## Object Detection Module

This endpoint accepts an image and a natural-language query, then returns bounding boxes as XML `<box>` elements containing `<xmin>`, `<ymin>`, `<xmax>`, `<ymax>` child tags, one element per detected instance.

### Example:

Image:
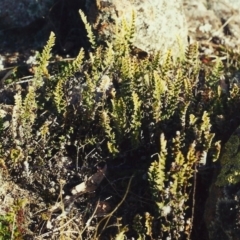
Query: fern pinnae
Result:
<box><xmin>110</xmin><ymin>97</ymin><xmax>127</xmax><ymax>143</ymax></box>
<box><xmin>34</xmin><ymin>32</ymin><xmax>56</xmax><ymax>87</ymax></box>
<box><xmin>128</xmin><ymin>10</ymin><xmax>136</xmax><ymax>45</ymax></box>
<box><xmin>54</xmin><ymin>79</ymin><xmax>67</xmax><ymax>114</ymax></box>
<box><xmin>161</xmin><ymin>49</ymin><xmax>173</xmax><ymax>76</ymax></box>
<box><xmin>185</xmin><ymin>42</ymin><xmax>198</xmax><ymax>63</ymax></box>
<box><xmin>183</xmin><ymin>77</ymin><xmax>192</xmax><ymax>99</ymax></box>
<box><xmin>40</xmin><ymin>32</ymin><xmax>55</xmax><ymax>64</ymax></box>
<box><xmin>22</xmin><ymin>86</ymin><xmax>37</xmax><ymax>125</ymax></box>
<box><xmin>73</xmin><ymin>48</ymin><xmax>84</xmax><ymax>69</ymax></box>
<box><xmin>151</xmin><ymin>51</ymin><xmax>161</xmax><ymax>71</ymax></box>
<box><xmin>152</xmin><ymin>71</ymin><xmax>166</xmax><ymax>122</ymax></box>
<box><xmin>207</xmin><ymin>58</ymin><xmax>224</xmax><ymax>86</ymax></box>
<box><xmin>103</xmin><ymin>42</ymin><xmax>114</xmax><ymax>68</ymax></box>
<box><xmin>79</xmin><ymin>10</ymin><xmax>96</xmax><ymax>49</ymax></box>
<box><xmin>130</xmin><ymin>92</ymin><xmax>142</xmax><ymax>145</ymax></box>
<box><xmin>101</xmin><ymin>110</ymin><xmax>119</xmax><ymax>155</ymax></box>
<box><xmin>12</xmin><ymin>92</ymin><xmax>23</xmax><ymax>140</ymax></box>
<box><xmin>148</xmin><ymin>133</ymin><xmax>168</xmax><ymax>193</ymax></box>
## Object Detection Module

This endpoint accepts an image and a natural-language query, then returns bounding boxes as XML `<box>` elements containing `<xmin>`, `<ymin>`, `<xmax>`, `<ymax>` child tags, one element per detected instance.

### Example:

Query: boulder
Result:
<box><xmin>204</xmin><ymin>126</ymin><xmax>240</xmax><ymax>239</ymax></box>
<box><xmin>85</xmin><ymin>0</ymin><xmax>188</xmax><ymax>57</ymax></box>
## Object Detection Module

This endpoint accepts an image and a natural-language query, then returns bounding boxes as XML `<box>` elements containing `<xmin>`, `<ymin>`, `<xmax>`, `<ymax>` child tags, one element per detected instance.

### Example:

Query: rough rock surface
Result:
<box><xmin>85</xmin><ymin>0</ymin><xmax>188</xmax><ymax>57</ymax></box>
<box><xmin>183</xmin><ymin>0</ymin><xmax>240</xmax><ymax>48</ymax></box>
<box><xmin>204</xmin><ymin>126</ymin><xmax>240</xmax><ymax>239</ymax></box>
<box><xmin>0</xmin><ymin>0</ymin><xmax>54</xmax><ymax>29</ymax></box>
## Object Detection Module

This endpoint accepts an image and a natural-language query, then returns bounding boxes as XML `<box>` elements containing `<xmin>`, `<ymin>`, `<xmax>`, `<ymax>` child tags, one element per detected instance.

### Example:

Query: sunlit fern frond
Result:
<box><xmin>22</xmin><ymin>86</ymin><xmax>37</xmax><ymax>126</ymax></box>
<box><xmin>151</xmin><ymin>51</ymin><xmax>161</xmax><ymax>71</ymax></box>
<box><xmin>161</xmin><ymin>49</ymin><xmax>173</xmax><ymax>77</ymax></box>
<box><xmin>54</xmin><ymin>79</ymin><xmax>67</xmax><ymax>114</ymax></box>
<box><xmin>206</xmin><ymin>58</ymin><xmax>224</xmax><ymax>87</ymax></box>
<box><xmin>130</xmin><ymin>92</ymin><xmax>142</xmax><ymax>145</ymax></box>
<box><xmin>148</xmin><ymin>133</ymin><xmax>167</xmax><ymax>193</ymax></box>
<box><xmin>185</xmin><ymin>42</ymin><xmax>198</xmax><ymax>63</ymax></box>
<box><xmin>79</xmin><ymin>9</ymin><xmax>96</xmax><ymax>49</ymax></box>
<box><xmin>34</xmin><ymin>31</ymin><xmax>56</xmax><ymax>87</ymax></box>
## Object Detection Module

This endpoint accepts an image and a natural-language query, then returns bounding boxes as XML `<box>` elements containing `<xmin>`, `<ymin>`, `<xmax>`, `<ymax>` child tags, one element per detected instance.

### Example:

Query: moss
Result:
<box><xmin>216</xmin><ymin>127</ymin><xmax>240</xmax><ymax>186</ymax></box>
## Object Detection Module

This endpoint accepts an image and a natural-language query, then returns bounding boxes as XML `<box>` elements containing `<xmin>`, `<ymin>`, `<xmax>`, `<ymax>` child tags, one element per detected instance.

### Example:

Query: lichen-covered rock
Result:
<box><xmin>0</xmin><ymin>0</ymin><xmax>54</xmax><ymax>29</ymax></box>
<box><xmin>85</xmin><ymin>0</ymin><xmax>188</xmax><ymax>57</ymax></box>
<box><xmin>215</xmin><ymin>127</ymin><xmax>240</xmax><ymax>186</ymax></box>
<box><xmin>204</xmin><ymin>125</ymin><xmax>240</xmax><ymax>239</ymax></box>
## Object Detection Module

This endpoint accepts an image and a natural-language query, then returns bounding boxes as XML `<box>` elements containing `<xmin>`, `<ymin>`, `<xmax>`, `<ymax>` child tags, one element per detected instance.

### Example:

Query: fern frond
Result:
<box><xmin>22</xmin><ymin>86</ymin><xmax>37</xmax><ymax>126</ymax></box>
<box><xmin>130</xmin><ymin>92</ymin><xmax>142</xmax><ymax>145</ymax></box>
<box><xmin>54</xmin><ymin>79</ymin><xmax>67</xmax><ymax>113</ymax></box>
<box><xmin>183</xmin><ymin>77</ymin><xmax>192</xmax><ymax>99</ymax></box>
<box><xmin>185</xmin><ymin>42</ymin><xmax>198</xmax><ymax>63</ymax></box>
<box><xmin>101</xmin><ymin>110</ymin><xmax>119</xmax><ymax>155</ymax></box>
<box><xmin>34</xmin><ymin>32</ymin><xmax>55</xmax><ymax>87</ymax></box>
<box><xmin>79</xmin><ymin>10</ymin><xmax>96</xmax><ymax>49</ymax></box>
<box><xmin>115</xmin><ymin>226</ymin><xmax>129</xmax><ymax>240</ymax></box>
<box><xmin>206</xmin><ymin>58</ymin><xmax>224</xmax><ymax>86</ymax></box>
<box><xmin>39</xmin><ymin>121</ymin><xmax>50</xmax><ymax>143</ymax></box>
<box><xmin>200</xmin><ymin>111</ymin><xmax>211</xmax><ymax>132</ymax></box>
<box><xmin>152</xmin><ymin>71</ymin><xmax>166</xmax><ymax>122</ymax></box>
<box><xmin>189</xmin><ymin>114</ymin><xmax>198</xmax><ymax>125</ymax></box>
<box><xmin>73</xmin><ymin>48</ymin><xmax>85</xmax><ymax>69</ymax></box>
<box><xmin>103</xmin><ymin>42</ymin><xmax>114</xmax><ymax>68</ymax></box>
<box><xmin>12</xmin><ymin>92</ymin><xmax>23</xmax><ymax>140</ymax></box>
<box><xmin>111</xmin><ymin>97</ymin><xmax>127</xmax><ymax>142</ymax></box>
<box><xmin>148</xmin><ymin>133</ymin><xmax>167</xmax><ymax>193</ymax></box>
<box><xmin>161</xmin><ymin>49</ymin><xmax>173</xmax><ymax>76</ymax></box>
<box><xmin>128</xmin><ymin>11</ymin><xmax>136</xmax><ymax>45</ymax></box>
<box><xmin>151</xmin><ymin>51</ymin><xmax>161</xmax><ymax>70</ymax></box>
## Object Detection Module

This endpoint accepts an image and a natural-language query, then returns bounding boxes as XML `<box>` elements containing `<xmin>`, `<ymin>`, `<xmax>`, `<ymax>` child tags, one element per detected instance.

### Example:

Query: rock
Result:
<box><xmin>183</xmin><ymin>0</ymin><xmax>240</xmax><ymax>47</ymax></box>
<box><xmin>183</xmin><ymin>1</ymin><xmax>222</xmax><ymax>40</ymax></box>
<box><xmin>0</xmin><ymin>0</ymin><xmax>54</xmax><ymax>29</ymax></box>
<box><xmin>204</xmin><ymin>125</ymin><xmax>240</xmax><ymax>239</ymax></box>
<box><xmin>85</xmin><ymin>0</ymin><xmax>188</xmax><ymax>57</ymax></box>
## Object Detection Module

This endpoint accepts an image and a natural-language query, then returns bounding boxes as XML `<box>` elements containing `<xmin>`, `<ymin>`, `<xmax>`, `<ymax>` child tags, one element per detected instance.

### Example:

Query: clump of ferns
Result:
<box><xmin>2</xmin><ymin>8</ymin><xmax>240</xmax><ymax>240</ymax></box>
<box><xmin>96</xmin><ymin>34</ymin><xmax>232</xmax><ymax>155</ymax></box>
<box><xmin>147</xmin><ymin>111</ymin><xmax>220</xmax><ymax>239</ymax></box>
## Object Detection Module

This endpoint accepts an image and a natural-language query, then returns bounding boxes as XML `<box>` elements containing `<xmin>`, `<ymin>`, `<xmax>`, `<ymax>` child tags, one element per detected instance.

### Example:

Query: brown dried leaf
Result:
<box><xmin>71</xmin><ymin>163</ymin><xmax>107</xmax><ymax>195</ymax></box>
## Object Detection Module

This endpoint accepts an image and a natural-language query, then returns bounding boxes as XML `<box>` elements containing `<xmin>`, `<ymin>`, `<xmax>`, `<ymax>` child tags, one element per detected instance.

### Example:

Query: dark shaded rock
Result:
<box><xmin>204</xmin><ymin>125</ymin><xmax>240</xmax><ymax>240</ymax></box>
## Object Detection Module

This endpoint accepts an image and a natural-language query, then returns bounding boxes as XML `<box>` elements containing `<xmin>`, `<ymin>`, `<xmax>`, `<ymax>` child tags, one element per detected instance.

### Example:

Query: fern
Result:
<box><xmin>22</xmin><ymin>86</ymin><xmax>37</xmax><ymax>125</ymax></box>
<box><xmin>152</xmin><ymin>70</ymin><xmax>166</xmax><ymax>122</ymax></box>
<box><xmin>12</xmin><ymin>92</ymin><xmax>23</xmax><ymax>141</ymax></box>
<box><xmin>183</xmin><ymin>42</ymin><xmax>200</xmax><ymax>78</ymax></box>
<box><xmin>206</xmin><ymin>58</ymin><xmax>224</xmax><ymax>87</ymax></box>
<box><xmin>101</xmin><ymin>110</ymin><xmax>119</xmax><ymax>155</ymax></box>
<box><xmin>128</xmin><ymin>11</ymin><xmax>136</xmax><ymax>45</ymax></box>
<box><xmin>185</xmin><ymin>42</ymin><xmax>198</xmax><ymax>64</ymax></box>
<box><xmin>148</xmin><ymin>133</ymin><xmax>167</xmax><ymax>194</ymax></box>
<box><xmin>162</xmin><ymin>68</ymin><xmax>183</xmax><ymax>120</ymax></box>
<box><xmin>54</xmin><ymin>79</ymin><xmax>67</xmax><ymax>114</ymax></box>
<box><xmin>34</xmin><ymin>32</ymin><xmax>55</xmax><ymax>87</ymax></box>
<box><xmin>161</xmin><ymin>49</ymin><xmax>173</xmax><ymax>76</ymax></box>
<box><xmin>130</xmin><ymin>92</ymin><xmax>142</xmax><ymax>146</ymax></box>
<box><xmin>111</xmin><ymin>97</ymin><xmax>127</xmax><ymax>141</ymax></box>
<box><xmin>21</xmin><ymin>86</ymin><xmax>37</xmax><ymax>141</ymax></box>
<box><xmin>79</xmin><ymin>10</ymin><xmax>96</xmax><ymax>49</ymax></box>
<box><xmin>151</xmin><ymin>51</ymin><xmax>161</xmax><ymax>70</ymax></box>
